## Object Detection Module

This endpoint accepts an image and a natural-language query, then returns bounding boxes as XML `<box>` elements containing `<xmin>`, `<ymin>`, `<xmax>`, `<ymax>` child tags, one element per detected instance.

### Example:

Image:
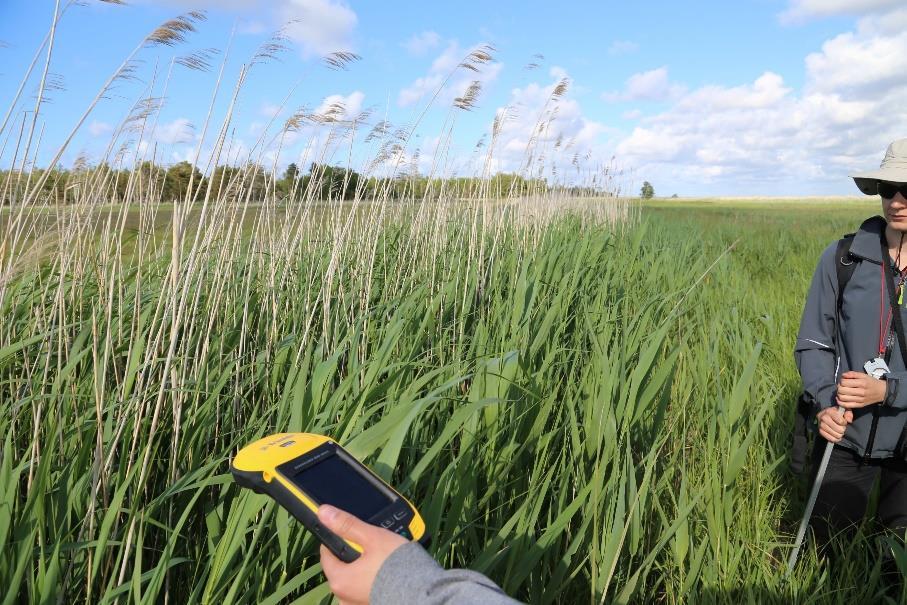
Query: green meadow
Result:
<box><xmin>5</xmin><ymin>194</ymin><xmax>903</xmax><ymax>604</ymax></box>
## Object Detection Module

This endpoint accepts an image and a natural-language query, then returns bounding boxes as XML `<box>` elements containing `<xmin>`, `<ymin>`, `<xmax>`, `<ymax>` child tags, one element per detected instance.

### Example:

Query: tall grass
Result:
<box><xmin>0</xmin><ymin>4</ymin><xmax>900</xmax><ymax>605</ymax></box>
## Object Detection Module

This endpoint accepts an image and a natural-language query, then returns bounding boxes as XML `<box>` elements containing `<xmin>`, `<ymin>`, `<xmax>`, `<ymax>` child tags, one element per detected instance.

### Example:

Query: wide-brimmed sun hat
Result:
<box><xmin>852</xmin><ymin>139</ymin><xmax>907</xmax><ymax>195</ymax></box>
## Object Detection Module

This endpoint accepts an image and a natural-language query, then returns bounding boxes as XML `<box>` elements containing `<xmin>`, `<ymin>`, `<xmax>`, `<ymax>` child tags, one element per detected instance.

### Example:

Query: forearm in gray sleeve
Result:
<box><xmin>795</xmin><ymin>348</ymin><xmax>837</xmax><ymax>410</ymax></box>
<box><xmin>794</xmin><ymin>243</ymin><xmax>839</xmax><ymax>410</ymax></box>
<box><xmin>370</xmin><ymin>542</ymin><xmax>524</xmax><ymax>605</ymax></box>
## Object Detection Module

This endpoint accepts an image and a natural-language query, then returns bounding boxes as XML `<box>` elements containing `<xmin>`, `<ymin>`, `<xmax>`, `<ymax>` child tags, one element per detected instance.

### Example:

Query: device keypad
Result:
<box><xmin>371</xmin><ymin>504</ymin><xmax>413</xmax><ymax>539</ymax></box>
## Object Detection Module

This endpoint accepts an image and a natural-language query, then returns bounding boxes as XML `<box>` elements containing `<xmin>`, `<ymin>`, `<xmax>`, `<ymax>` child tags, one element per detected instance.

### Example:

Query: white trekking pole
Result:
<box><xmin>786</xmin><ymin>406</ymin><xmax>841</xmax><ymax>576</ymax></box>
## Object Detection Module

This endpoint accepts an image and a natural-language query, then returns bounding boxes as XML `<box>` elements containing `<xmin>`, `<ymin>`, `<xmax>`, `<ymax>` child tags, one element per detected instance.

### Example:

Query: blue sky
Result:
<box><xmin>1</xmin><ymin>0</ymin><xmax>905</xmax><ymax>196</ymax></box>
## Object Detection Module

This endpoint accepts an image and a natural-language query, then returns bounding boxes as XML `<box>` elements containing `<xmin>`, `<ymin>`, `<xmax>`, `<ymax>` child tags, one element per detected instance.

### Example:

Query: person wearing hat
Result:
<box><xmin>795</xmin><ymin>139</ymin><xmax>907</xmax><ymax>550</ymax></box>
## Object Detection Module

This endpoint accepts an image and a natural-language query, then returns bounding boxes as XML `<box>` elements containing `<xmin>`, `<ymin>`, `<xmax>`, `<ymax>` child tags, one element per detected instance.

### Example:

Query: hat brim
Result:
<box><xmin>851</xmin><ymin>167</ymin><xmax>907</xmax><ymax>195</ymax></box>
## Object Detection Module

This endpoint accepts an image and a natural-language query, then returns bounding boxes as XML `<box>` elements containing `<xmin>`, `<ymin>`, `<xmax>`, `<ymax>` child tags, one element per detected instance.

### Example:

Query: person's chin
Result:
<box><xmin>888</xmin><ymin>216</ymin><xmax>907</xmax><ymax>231</ymax></box>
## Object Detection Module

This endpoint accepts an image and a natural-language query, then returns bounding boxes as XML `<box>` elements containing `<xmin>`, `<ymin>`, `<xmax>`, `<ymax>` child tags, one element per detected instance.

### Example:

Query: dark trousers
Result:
<box><xmin>810</xmin><ymin>443</ymin><xmax>907</xmax><ymax>546</ymax></box>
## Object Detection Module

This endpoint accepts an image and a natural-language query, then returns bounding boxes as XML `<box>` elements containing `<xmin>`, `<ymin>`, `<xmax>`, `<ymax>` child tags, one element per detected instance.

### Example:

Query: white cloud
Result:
<box><xmin>261</xmin><ymin>102</ymin><xmax>281</xmax><ymax>118</ymax></box>
<box><xmin>781</xmin><ymin>0</ymin><xmax>901</xmax><ymax>22</ymax></box>
<box><xmin>614</xmin><ymin>71</ymin><xmax>807</xmax><ymax>190</ymax></box>
<box><xmin>485</xmin><ymin>69</ymin><xmax>608</xmax><ymax>176</ymax></box>
<box><xmin>398</xmin><ymin>73</ymin><xmax>442</xmax><ymax>108</ymax></box>
<box><xmin>247</xmin><ymin>92</ymin><xmax>366</xmax><ymax>155</ymax></box>
<box><xmin>166</xmin><ymin>135</ymin><xmax>256</xmax><ymax>169</ymax></box>
<box><xmin>156</xmin><ymin>118</ymin><xmax>195</xmax><ymax>145</ymax></box>
<box><xmin>804</xmin><ymin>23</ymin><xmax>907</xmax><ymax>95</ymax></box>
<box><xmin>280</xmin><ymin>0</ymin><xmax>357</xmax><ymax>57</ymax></box>
<box><xmin>89</xmin><ymin>120</ymin><xmax>113</xmax><ymax>138</ymax></box>
<box><xmin>430</xmin><ymin>42</ymin><xmax>464</xmax><ymax>74</ymax></box>
<box><xmin>403</xmin><ymin>31</ymin><xmax>441</xmax><ymax>55</ymax></box>
<box><xmin>609</xmin><ymin>10</ymin><xmax>907</xmax><ymax>195</ymax></box>
<box><xmin>603</xmin><ymin>67</ymin><xmax>686</xmax><ymax>102</ymax></box>
<box><xmin>238</xmin><ymin>20</ymin><xmax>267</xmax><ymax>35</ymax></box>
<box><xmin>149</xmin><ymin>0</ymin><xmax>263</xmax><ymax>8</ymax></box>
<box><xmin>109</xmin><ymin>139</ymin><xmax>151</xmax><ymax>169</ymax></box>
<box><xmin>608</xmin><ymin>40</ymin><xmax>639</xmax><ymax>56</ymax></box>
<box><xmin>147</xmin><ymin>0</ymin><xmax>357</xmax><ymax>57</ymax></box>
<box><xmin>314</xmin><ymin>90</ymin><xmax>365</xmax><ymax>120</ymax></box>
<box><xmin>856</xmin><ymin>6</ymin><xmax>907</xmax><ymax>35</ymax></box>
<box><xmin>398</xmin><ymin>41</ymin><xmax>502</xmax><ymax>108</ymax></box>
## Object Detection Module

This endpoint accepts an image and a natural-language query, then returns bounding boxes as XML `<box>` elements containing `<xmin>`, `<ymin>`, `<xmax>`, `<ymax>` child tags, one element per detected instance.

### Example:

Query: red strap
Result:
<box><xmin>880</xmin><ymin>262</ymin><xmax>891</xmax><ymax>356</ymax></box>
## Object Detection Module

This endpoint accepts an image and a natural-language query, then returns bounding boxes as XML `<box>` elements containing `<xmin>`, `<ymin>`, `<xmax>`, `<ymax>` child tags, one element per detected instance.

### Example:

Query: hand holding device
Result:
<box><xmin>231</xmin><ymin>433</ymin><xmax>427</xmax><ymax>562</ymax></box>
<box><xmin>317</xmin><ymin>505</ymin><xmax>409</xmax><ymax>605</ymax></box>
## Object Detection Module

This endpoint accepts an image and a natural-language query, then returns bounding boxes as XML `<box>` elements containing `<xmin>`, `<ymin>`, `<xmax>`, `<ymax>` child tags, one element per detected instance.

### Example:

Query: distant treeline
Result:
<box><xmin>0</xmin><ymin>161</ymin><xmax>608</xmax><ymax>205</ymax></box>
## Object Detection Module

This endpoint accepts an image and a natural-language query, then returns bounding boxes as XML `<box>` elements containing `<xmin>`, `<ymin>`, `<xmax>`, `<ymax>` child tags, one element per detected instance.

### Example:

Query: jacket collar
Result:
<box><xmin>849</xmin><ymin>215</ymin><xmax>889</xmax><ymax>265</ymax></box>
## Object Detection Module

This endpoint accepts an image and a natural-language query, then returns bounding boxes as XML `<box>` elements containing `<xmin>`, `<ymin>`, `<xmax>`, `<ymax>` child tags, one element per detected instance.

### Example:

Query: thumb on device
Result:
<box><xmin>318</xmin><ymin>505</ymin><xmax>379</xmax><ymax>545</ymax></box>
<box><xmin>318</xmin><ymin>505</ymin><xmax>410</xmax><ymax>605</ymax></box>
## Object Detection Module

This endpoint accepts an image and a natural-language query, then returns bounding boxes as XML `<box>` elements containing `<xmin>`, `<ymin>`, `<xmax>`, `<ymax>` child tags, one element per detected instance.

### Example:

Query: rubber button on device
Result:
<box><xmin>393</xmin><ymin>511</ymin><xmax>407</xmax><ymax>520</ymax></box>
<box><xmin>380</xmin><ymin>519</ymin><xmax>394</xmax><ymax>528</ymax></box>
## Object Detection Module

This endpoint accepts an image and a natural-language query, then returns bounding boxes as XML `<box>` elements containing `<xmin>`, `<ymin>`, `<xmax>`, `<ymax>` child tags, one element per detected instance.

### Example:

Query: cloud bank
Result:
<box><xmin>611</xmin><ymin>6</ymin><xmax>907</xmax><ymax>194</ymax></box>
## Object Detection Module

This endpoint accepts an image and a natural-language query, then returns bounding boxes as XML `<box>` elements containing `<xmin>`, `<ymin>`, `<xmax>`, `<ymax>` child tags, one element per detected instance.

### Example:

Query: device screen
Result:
<box><xmin>288</xmin><ymin>452</ymin><xmax>395</xmax><ymax>520</ymax></box>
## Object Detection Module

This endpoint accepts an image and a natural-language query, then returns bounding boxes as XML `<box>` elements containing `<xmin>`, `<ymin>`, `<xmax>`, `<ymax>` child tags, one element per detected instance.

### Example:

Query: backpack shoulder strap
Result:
<box><xmin>835</xmin><ymin>233</ymin><xmax>857</xmax><ymax>311</ymax></box>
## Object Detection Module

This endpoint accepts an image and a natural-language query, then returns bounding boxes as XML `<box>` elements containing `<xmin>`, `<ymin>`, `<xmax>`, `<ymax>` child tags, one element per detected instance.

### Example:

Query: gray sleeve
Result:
<box><xmin>370</xmin><ymin>543</ymin><xmax>523</xmax><ymax>605</ymax></box>
<box><xmin>794</xmin><ymin>242</ymin><xmax>839</xmax><ymax>412</ymax></box>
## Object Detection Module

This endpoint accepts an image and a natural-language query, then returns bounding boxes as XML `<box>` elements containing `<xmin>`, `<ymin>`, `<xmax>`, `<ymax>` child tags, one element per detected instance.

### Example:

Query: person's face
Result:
<box><xmin>880</xmin><ymin>181</ymin><xmax>907</xmax><ymax>232</ymax></box>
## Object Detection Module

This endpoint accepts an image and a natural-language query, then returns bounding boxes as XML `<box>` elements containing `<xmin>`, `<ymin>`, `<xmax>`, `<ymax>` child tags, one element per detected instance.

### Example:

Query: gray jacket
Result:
<box><xmin>371</xmin><ymin>543</ymin><xmax>523</xmax><ymax>605</ymax></box>
<box><xmin>796</xmin><ymin>215</ymin><xmax>907</xmax><ymax>458</ymax></box>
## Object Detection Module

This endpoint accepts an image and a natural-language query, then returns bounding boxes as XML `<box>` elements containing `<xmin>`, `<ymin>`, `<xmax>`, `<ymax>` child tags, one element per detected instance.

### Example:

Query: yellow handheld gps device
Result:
<box><xmin>231</xmin><ymin>433</ymin><xmax>427</xmax><ymax>563</ymax></box>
